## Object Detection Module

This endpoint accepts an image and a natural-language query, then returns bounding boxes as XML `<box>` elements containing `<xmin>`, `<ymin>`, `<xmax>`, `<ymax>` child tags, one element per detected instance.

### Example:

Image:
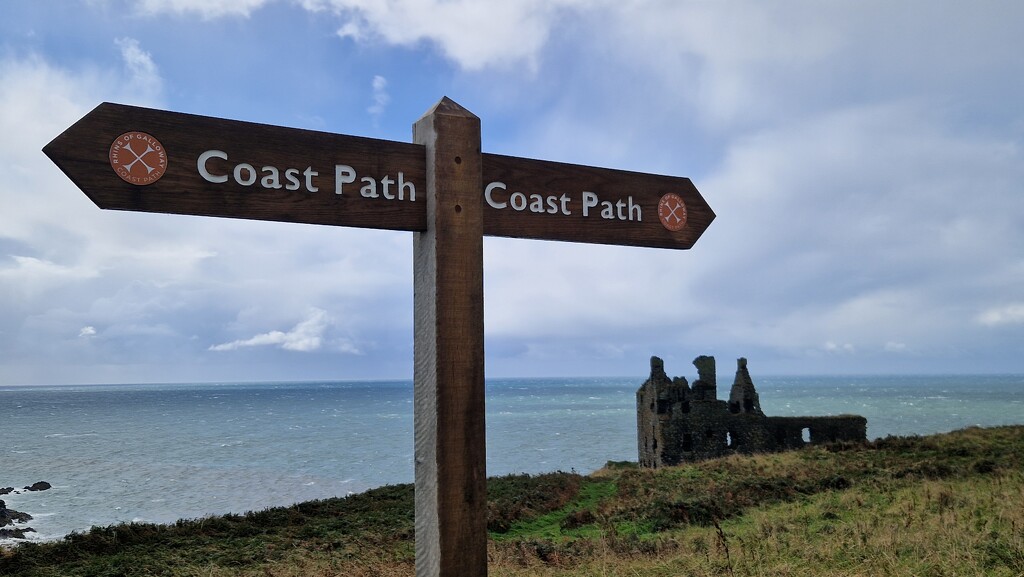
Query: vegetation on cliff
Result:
<box><xmin>2</xmin><ymin>426</ymin><xmax>1023</xmax><ymax>576</ymax></box>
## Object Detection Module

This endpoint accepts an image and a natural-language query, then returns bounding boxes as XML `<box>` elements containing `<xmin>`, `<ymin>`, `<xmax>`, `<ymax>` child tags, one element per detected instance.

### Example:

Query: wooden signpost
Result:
<box><xmin>44</xmin><ymin>98</ymin><xmax>714</xmax><ymax>577</ymax></box>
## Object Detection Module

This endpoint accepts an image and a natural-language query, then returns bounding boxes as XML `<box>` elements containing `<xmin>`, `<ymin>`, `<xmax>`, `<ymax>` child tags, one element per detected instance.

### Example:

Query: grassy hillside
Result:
<box><xmin>2</xmin><ymin>426</ymin><xmax>1022</xmax><ymax>576</ymax></box>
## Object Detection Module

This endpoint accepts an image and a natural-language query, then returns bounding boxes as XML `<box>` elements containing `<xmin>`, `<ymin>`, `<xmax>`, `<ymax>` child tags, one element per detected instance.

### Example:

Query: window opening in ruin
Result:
<box><xmin>744</xmin><ymin>399</ymin><xmax>755</xmax><ymax>412</ymax></box>
<box><xmin>801</xmin><ymin>428</ymin><xmax>811</xmax><ymax>444</ymax></box>
<box><xmin>682</xmin><ymin>433</ymin><xmax>693</xmax><ymax>452</ymax></box>
<box><xmin>726</xmin><ymin>431</ymin><xmax>734</xmax><ymax>448</ymax></box>
<box><xmin>657</xmin><ymin>400</ymin><xmax>670</xmax><ymax>413</ymax></box>
<box><xmin>729</xmin><ymin>402</ymin><xmax>739</xmax><ymax>414</ymax></box>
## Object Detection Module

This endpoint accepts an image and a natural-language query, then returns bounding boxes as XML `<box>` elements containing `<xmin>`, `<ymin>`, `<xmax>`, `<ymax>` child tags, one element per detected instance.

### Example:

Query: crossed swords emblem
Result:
<box><xmin>662</xmin><ymin>197</ymin><xmax>685</xmax><ymax>226</ymax></box>
<box><xmin>658</xmin><ymin>193</ymin><xmax>687</xmax><ymax>231</ymax></box>
<box><xmin>121</xmin><ymin>140</ymin><xmax>160</xmax><ymax>175</ymax></box>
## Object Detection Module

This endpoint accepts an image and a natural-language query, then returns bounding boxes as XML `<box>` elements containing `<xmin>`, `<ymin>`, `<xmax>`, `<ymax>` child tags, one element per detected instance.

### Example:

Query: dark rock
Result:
<box><xmin>24</xmin><ymin>481</ymin><xmax>51</xmax><ymax>492</ymax></box>
<box><xmin>0</xmin><ymin>487</ymin><xmax>14</xmax><ymax>496</ymax></box>
<box><xmin>0</xmin><ymin>526</ymin><xmax>36</xmax><ymax>539</ymax></box>
<box><xmin>0</xmin><ymin>500</ymin><xmax>33</xmax><ymax>527</ymax></box>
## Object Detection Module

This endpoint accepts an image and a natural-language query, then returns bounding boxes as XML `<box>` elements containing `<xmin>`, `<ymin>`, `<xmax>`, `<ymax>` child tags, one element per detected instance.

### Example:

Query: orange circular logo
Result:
<box><xmin>658</xmin><ymin>193</ymin><xmax>688</xmax><ymax>232</ymax></box>
<box><xmin>109</xmin><ymin>131</ymin><xmax>167</xmax><ymax>185</ymax></box>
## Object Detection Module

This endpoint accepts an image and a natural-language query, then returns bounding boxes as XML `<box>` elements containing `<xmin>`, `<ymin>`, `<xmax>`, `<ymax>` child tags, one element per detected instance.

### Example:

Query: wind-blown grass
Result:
<box><xmin>3</xmin><ymin>426</ymin><xmax>1022</xmax><ymax>576</ymax></box>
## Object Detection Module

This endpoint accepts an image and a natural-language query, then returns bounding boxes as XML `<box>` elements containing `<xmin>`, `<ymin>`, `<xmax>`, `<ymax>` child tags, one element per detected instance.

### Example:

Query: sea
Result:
<box><xmin>2</xmin><ymin>374</ymin><xmax>1023</xmax><ymax>544</ymax></box>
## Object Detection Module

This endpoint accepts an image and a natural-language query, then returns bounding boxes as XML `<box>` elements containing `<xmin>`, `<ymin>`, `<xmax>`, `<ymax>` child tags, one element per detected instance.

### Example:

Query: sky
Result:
<box><xmin>1</xmin><ymin>1</ymin><xmax>1023</xmax><ymax>384</ymax></box>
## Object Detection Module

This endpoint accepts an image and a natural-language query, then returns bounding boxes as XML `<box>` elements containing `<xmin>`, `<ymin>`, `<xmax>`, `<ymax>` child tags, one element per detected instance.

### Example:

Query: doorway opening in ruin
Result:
<box><xmin>801</xmin><ymin>428</ymin><xmax>810</xmax><ymax>444</ymax></box>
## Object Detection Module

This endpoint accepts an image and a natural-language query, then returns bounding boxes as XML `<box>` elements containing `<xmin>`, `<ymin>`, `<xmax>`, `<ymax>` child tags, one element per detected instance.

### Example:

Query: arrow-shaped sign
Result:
<box><xmin>44</xmin><ymin>102</ymin><xmax>714</xmax><ymax>249</ymax></box>
<box><xmin>42</xmin><ymin>98</ymin><xmax>716</xmax><ymax>577</ymax></box>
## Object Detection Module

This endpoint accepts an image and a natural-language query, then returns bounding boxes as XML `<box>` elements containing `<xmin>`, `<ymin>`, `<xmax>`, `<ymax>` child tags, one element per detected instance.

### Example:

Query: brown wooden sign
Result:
<box><xmin>482</xmin><ymin>154</ymin><xmax>711</xmax><ymax>249</ymax></box>
<box><xmin>44</xmin><ymin>102</ymin><xmax>428</xmax><ymax>231</ymax></box>
<box><xmin>44</xmin><ymin>98</ymin><xmax>714</xmax><ymax>577</ymax></box>
<box><xmin>44</xmin><ymin>102</ymin><xmax>714</xmax><ymax>249</ymax></box>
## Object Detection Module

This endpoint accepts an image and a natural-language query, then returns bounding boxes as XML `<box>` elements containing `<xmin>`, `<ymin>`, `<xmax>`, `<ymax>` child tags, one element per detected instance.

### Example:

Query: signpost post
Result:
<box><xmin>44</xmin><ymin>98</ymin><xmax>714</xmax><ymax>577</ymax></box>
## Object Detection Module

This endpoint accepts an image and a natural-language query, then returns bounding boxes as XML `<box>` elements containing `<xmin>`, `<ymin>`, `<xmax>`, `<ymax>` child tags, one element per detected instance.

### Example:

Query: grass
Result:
<box><xmin>2</xmin><ymin>426</ymin><xmax>1023</xmax><ymax>576</ymax></box>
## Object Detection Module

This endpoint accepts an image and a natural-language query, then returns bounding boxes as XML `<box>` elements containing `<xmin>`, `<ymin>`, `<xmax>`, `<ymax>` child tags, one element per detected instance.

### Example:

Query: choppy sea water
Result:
<box><xmin>2</xmin><ymin>374</ymin><xmax>1022</xmax><ymax>543</ymax></box>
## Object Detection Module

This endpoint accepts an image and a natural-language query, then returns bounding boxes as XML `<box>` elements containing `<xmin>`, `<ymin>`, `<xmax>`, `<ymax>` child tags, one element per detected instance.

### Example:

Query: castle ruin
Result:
<box><xmin>637</xmin><ymin>355</ymin><xmax>867</xmax><ymax>467</ymax></box>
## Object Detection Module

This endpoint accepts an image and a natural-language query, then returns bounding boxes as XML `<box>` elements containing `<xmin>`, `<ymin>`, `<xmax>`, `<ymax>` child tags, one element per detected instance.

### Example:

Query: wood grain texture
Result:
<box><xmin>43</xmin><ymin>102</ymin><xmax>427</xmax><ymax>231</ymax></box>
<box><xmin>412</xmin><ymin>97</ymin><xmax>487</xmax><ymax>577</ymax></box>
<box><xmin>482</xmin><ymin>153</ymin><xmax>715</xmax><ymax>249</ymax></box>
<box><xmin>44</xmin><ymin>102</ymin><xmax>713</xmax><ymax>248</ymax></box>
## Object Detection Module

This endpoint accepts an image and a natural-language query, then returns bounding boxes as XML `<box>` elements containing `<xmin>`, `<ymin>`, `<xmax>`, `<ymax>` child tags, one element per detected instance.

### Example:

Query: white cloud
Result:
<box><xmin>977</xmin><ymin>304</ymin><xmax>1024</xmax><ymax>327</ymax></box>
<box><xmin>0</xmin><ymin>256</ymin><xmax>101</xmax><ymax>297</ymax></box>
<box><xmin>824</xmin><ymin>342</ymin><xmax>855</xmax><ymax>354</ymax></box>
<box><xmin>884</xmin><ymin>341</ymin><xmax>907</xmax><ymax>353</ymax></box>
<box><xmin>79</xmin><ymin>326</ymin><xmax>97</xmax><ymax>338</ymax></box>
<box><xmin>304</xmin><ymin>0</ymin><xmax>594</xmax><ymax>71</ymax></box>
<box><xmin>5</xmin><ymin>0</ymin><xmax>1024</xmax><ymax>380</ymax></box>
<box><xmin>209</xmin><ymin>308</ymin><xmax>332</xmax><ymax>352</ymax></box>
<box><xmin>135</xmin><ymin>0</ymin><xmax>271</xmax><ymax>19</ymax></box>
<box><xmin>368</xmin><ymin>75</ymin><xmax>389</xmax><ymax>120</ymax></box>
<box><xmin>114</xmin><ymin>37</ymin><xmax>163</xmax><ymax>103</ymax></box>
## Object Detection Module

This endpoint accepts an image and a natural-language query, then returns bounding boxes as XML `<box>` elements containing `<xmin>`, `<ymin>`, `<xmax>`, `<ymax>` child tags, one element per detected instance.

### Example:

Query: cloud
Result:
<box><xmin>303</xmin><ymin>0</ymin><xmax>593</xmax><ymax>71</ymax></box>
<box><xmin>209</xmin><ymin>308</ymin><xmax>331</xmax><ymax>352</ymax></box>
<box><xmin>5</xmin><ymin>1</ymin><xmax>1024</xmax><ymax>381</ymax></box>
<box><xmin>977</xmin><ymin>304</ymin><xmax>1024</xmax><ymax>327</ymax></box>
<box><xmin>114</xmin><ymin>37</ymin><xmax>163</xmax><ymax>103</ymax></box>
<box><xmin>1</xmin><ymin>256</ymin><xmax>100</xmax><ymax>288</ymax></box>
<box><xmin>79</xmin><ymin>326</ymin><xmax>97</xmax><ymax>338</ymax></box>
<box><xmin>884</xmin><ymin>342</ymin><xmax>907</xmax><ymax>353</ymax></box>
<box><xmin>367</xmin><ymin>75</ymin><xmax>389</xmax><ymax>120</ymax></box>
<box><xmin>135</xmin><ymin>0</ymin><xmax>271</xmax><ymax>19</ymax></box>
<box><xmin>824</xmin><ymin>341</ymin><xmax>856</xmax><ymax>355</ymax></box>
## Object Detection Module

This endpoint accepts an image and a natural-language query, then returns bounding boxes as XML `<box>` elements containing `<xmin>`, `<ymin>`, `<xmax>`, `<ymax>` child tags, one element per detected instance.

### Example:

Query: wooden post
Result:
<box><xmin>45</xmin><ymin>99</ymin><xmax>714</xmax><ymax>577</ymax></box>
<box><xmin>412</xmin><ymin>97</ymin><xmax>487</xmax><ymax>577</ymax></box>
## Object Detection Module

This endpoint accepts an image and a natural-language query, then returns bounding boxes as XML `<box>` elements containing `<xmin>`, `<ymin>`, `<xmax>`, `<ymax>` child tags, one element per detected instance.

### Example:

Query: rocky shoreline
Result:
<box><xmin>0</xmin><ymin>482</ymin><xmax>51</xmax><ymax>540</ymax></box>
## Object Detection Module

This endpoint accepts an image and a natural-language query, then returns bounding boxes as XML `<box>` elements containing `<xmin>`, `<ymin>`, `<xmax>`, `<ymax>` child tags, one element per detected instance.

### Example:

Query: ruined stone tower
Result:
<box><xmin>637</xmin><ymin>356</ymin><xmax>867</xmax><ymax>467</ymax></box>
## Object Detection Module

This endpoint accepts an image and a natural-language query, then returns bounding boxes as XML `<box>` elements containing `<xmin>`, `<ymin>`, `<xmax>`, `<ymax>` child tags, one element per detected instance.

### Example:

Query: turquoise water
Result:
<box><xmin>2</xmin><ymin>374</ymin><xmax>1022</xmax><ymax>542</ymax></box>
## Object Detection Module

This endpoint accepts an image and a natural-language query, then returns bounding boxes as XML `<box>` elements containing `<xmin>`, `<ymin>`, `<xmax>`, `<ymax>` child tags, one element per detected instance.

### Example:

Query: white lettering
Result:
<box><xmin>485</xmin><ymin>182</ymin><xmax>572</xmax><ymax>216</ymax></box>
<box><xmin>559</xmin><ymin>194</ymin><xmax>572</xmax><ymax>215</ymax></box>
<box><xmin>234</xmin><ymin>163</ymin><xmax>257</xmax><ymax>186</ymax></box>
<box><xmin>196</xmin><ymin>152</ymin><xmax>417</xmax><ymax>200</ymax></box>
<box><xmin>397</xmin><ymin>172</ymin><xmax>415</xmax><ymax>201</ymax></box>
<box><xmin>334</xmin><ymin>165</ymin><xmax>356</xmax><ymax>195</ymax></box>
<box><xmin>198</xmin><ymin>150</ymin><xmax>228</xmax><ymax>183</ymax></box>
<box><xmin>285</xmin><ymin>168</ymin><xmax>301</xmax><ymax>191</ymax></box>
<box><xmin>484</xmin><ymin>181</ymin><xmax>507</xmax><ymax>209</ymax></box>
<box><xmin>381</xmin><ymin>175</ymin><xmax>395</xmax><ymax>200</ymax></box>
<box><xmin>261</xmin><ymin>166</ymin><xmax>282</xmax><ymax>189</ymax></box>
<box><xmin>582</xmin><ymin>191</ymin><xmax>599</xmax><ymax>217</ymax></box>
<box><xmin>528</xmin><ymin>193</ymin><xmax>545</xmax><ymax>213</ymax></box>
<box><xmin>303</xmin><ymin>167</ymin><xmax>318</xmax><ymax>193</ymax></box>
<box><xmin>360</xmin><ymin>176</ymin><xmax>378</xmax><ymax>198</ymax></box>
<box><xmin>627</xmin><ymin>197</ymin><xmax>641</xmax><ymax>221</ymax></box>
<box><xmin>581</xmin><ymin>191</ymin><xmax>641</xmax><ymax>221</ymax></box>
<box><xmin>510</xmin><ymin>191</ymin><xmax>528</xmax><ymax>211</ymax></box>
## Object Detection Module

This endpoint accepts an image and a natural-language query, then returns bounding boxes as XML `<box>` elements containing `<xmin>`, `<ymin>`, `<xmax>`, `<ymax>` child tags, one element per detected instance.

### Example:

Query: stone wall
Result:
<box><xmin>637</xmin><ymin>356</ymin><xmax>867</xmax><ymax>467</ymax></box>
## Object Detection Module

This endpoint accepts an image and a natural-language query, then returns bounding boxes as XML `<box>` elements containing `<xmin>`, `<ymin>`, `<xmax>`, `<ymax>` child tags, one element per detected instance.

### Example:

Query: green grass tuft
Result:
<box><xmin>2</xmin><ymin>425</ymin><xmax>1023</xmax><ymax>576</ymax></box>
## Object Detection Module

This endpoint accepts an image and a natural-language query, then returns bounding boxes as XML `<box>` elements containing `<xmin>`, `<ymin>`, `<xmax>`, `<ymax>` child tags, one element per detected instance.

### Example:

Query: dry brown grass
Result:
<box><xmin>4</xmin><ymin>427</ymin><xmax>1022</xmax><ymax>577</ymax></box>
